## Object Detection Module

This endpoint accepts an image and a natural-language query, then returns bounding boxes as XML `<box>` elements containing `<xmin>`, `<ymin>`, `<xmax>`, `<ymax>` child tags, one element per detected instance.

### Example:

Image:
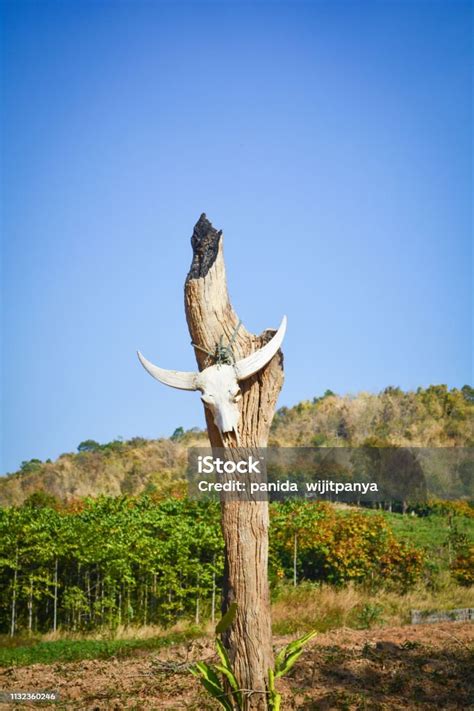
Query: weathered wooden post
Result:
<box><xmin>185</xmin><ymin>214</ymin><xmax>285</xmax><ymax>709</ymax></box>
<box><xmin>139</xmin><ymin>214</ymin><xmax>285</xmax><ymax>709</ymax></box>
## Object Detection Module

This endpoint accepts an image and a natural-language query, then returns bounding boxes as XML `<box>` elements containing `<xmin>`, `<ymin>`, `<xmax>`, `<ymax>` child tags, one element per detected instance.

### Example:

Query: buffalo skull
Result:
<box><xmin>137</xmin><ymin>316</ymin><xmax>287</xmax><ymax>441</ymax></box>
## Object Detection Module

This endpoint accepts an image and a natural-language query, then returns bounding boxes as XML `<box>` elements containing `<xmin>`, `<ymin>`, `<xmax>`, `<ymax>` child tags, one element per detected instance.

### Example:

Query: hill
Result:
<box><xmin>1</xmin><ymin>385</ymin><xmax>472</xmax><ymax>506</ymax></box>
<box><xmin>0</xmin><ymin>433</ymin><xmax>206</xmax><ymax>507</ymax></box>
<box><xmin>270</xmin><ymin>384</ymin><xmax>474</xmax><ymax>447</ymax></box>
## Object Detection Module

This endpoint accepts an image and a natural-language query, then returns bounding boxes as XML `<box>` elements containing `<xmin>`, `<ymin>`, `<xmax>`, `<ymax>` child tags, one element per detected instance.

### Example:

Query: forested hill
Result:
<box><xmin>270</xmin><ymin>385</ymin><xmax>474</xmax><ymax>447</ymax></box>
<box><xmin>1</xmin><ymin>385</ymin><xmax>473</xmax><ymax>506</ymax></box>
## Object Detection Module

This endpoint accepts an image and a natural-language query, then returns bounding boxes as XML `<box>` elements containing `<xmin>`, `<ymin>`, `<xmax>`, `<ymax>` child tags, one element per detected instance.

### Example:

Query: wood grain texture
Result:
<box><xmin>184</xmin><ymin>214</ymin><xmax>284</xmax><ymax>709</ymax></box>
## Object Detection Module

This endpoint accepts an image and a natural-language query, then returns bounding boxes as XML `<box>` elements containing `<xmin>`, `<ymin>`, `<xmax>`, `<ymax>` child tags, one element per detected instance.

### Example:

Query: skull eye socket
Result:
<box><xmin>201</xmin><ymin>394</ymin><xmax>214</xmax><ymax>405</ymax></box>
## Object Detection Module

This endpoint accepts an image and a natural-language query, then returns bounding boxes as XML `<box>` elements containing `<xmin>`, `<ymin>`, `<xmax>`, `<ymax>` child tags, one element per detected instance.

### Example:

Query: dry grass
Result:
<box><xmin>271</xmin><ymin>578</ymin><xmax>474</xmax><ymax>634</ymax></box>
<box><xmin>38</xmin><ymin>619</ymin><xmax>209</xmax><ymax>644</ymax></box>
<box><xmin>8</xmin><ymin>578</ymin><xmax>473</xmax><ymax>647</ymax></box>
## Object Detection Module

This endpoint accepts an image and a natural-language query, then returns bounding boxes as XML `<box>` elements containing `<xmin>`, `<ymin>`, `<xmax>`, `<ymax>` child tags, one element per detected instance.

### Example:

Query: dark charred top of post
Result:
<box><xmin>187</xmin><ymin>213</ymin><xmax>222</xmax><ymax>281</ymax></box>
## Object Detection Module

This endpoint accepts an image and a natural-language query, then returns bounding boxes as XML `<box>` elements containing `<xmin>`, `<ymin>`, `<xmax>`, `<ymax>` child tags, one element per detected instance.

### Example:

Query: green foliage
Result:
<box><xmin>444</xmin><ymin>510</ymin><xmax>474</xmax><ymax>586</ymax></box>
<box><xmin>77</xmin><ymin>440</ymin><xmax>101</xmax><ymax>453</ymax></box>
<box><xmin>126</xmin><ymin>437</ymin><xmax>148</xmax><ymax>447</ymax></box>
<box><xmin>267</xmin><ymin>667</ymin><xmax>281</xmax><ymax>711</ymax></box>
<box><xmin>461</xmin><ymin>385</ymin><xmax>474</xmax><ymax>404</ymax></box>
<box><xmin>0</xmin><ymin>497</ymin><xmax>223</xmax><ymax>635</ymax></box>
<box><xmin>23</xmin><ymin>491</ymin><xmax>59</xmax><ymax>510</ymax></box>
<box><xmin>192</xmin><ymin>607</ymin><xmax>315</xmax><ymax>710</ymax></box>
<box><xmin>274</xmin><ymin>629</ymin><xmax>317</xmax><ymax>678</ymax></box>
<box><xmin>215</xmin><ymin>638</ymin><xmax>242</xmax><ymax>706</ymax></box>
<box><xmin>215</xmin><ymin>602</ymin><xmax>237</xmax><ymax>633</ymax></box>
<box><xmin>77</xmin><ymin>438</ymin><xmax>128</xmax><ymax>455</ymax></box>
<box><xmin>0</xmin><ymin>495</ymin><xmax>471</xmax><ymax>637</ymax></box>
<box><xmin>413</xmin><ymin>499</ymin><xmax>474</xmax><ymax>518</ymax></box>
<box><xmin>20</xmin><ymin>459</ymin><xmax>42</xmax><ymax>474</ymax></box>
<box><xmin>191</xmin><ymin>608</ymin><xmax>240</xmax><ymax>711</ymax></box>
<box><xmin>451</xmin><ymin>546</ymin><xmax>474</xmax><ymax>586</ymax></box>
<box><xmin>170</xmin><ymin>427</ymin><xmax>185</xmax><ymax>441</ymax></box>
<box><xmin>353</xmin><ymin>602</ymin><xmax>384</xmax><ymax>629</ymax></box>
<box><xmin>312</xmin><ymin>390</ymin><xmax>336</xmax><ymax>404</ymax></box>
<box><xmin>190</xmin><ymin>660</ymin><xmax>234</xmax><ymax>711</ymax></box>
<box><xmin>270</xmin><ymin>501</ymin><xmax>425</xmax><ymax>589</ymax></box>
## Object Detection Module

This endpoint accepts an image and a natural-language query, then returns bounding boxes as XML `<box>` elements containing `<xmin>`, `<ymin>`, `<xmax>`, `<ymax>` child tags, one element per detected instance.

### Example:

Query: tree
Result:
<box><xmin>461</xmin><ymin>385</ymin><xmax>474</xmax><ymax>404</ymax></box>
<box><xmin>20</xmin><ymin>459</ymin><xmax>42</xmax><ymax>473</ymax></box>
<box><xmin>170</xmin><ymin>427</ymin><xmax>185</xmax><ymax>441</ymax></box>
<box><xmin>24</xmin><ymin>490</ymin><xmax>59</xmax><ymax>510</ymax></box>
<box><xmin>184</xmin><ymin>215</ymin><xmax>284</xmax><ymax>710</ymax></box>
<box><xmin>77</xmin><ymin>440</ymin><xmax>101</xmax><ymax>453</ymax></box>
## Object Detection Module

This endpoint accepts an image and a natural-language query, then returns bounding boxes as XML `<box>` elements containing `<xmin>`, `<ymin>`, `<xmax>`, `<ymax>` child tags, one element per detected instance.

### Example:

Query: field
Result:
<box><xmin>0</xmin><ymin>494</ymin><xmax>472</xmax><ymax>708</ymax></box>
<box><xmin>0</xmin><ymin>575</ymin><xmax>473</xmax><ymax>709</ymax></box>
<box><xmin>0</xmin><ymin>621</ymin><xmax>472</xmax><ymax>709</ymax></box>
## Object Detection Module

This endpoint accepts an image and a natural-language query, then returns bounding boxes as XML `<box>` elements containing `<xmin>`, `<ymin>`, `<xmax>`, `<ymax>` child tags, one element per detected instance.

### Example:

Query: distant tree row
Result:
<box><xmin>0</xmin><ymin>497</ymin><xmax>222</xmax><ymax>636</ymax></box>
<box><xmin>3</xmin><ymin>495</ymin><xmax>470</xmax><ymax>637</ymax></box>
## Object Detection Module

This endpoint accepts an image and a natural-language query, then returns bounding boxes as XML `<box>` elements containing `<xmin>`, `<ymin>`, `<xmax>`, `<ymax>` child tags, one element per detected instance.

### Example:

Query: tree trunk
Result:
<box><xmin>195</xmin><ymin>586</ymin><xmax>200</xmax><ymax>625</ymax></box>
<box><xmin>184</xmin><ymin>214</ymin><xmax>284</xmax><ymax>710</ymax></box>
<box><xmin>28</xmin><ymin>576</ymin><xmax>33</xmax><ymax>633</ymax></box>
<box><xmin>143</xmin><ymin>581</ymin><xmax>148</xmax><ymax>626</ymax></box>
<box><xmin>211</xmin><ymin>554</ymin><xmax>216</xmax><ymax>625</ymax></box>
<box><xmin>293</xmin><ymin>533</ymin><xmax>298</xmax><ymax>587</ymax></box>
<box><xmin>100</xmin><ymin>574</ymin><xmax>104</xmax><ymax>625</ymax></box>
<box><xmin>53</xmin><ymin>558</ymin><xmax>58</xmax><ymax>633</ymax></box>
<box><xmin>10</xmin><ymin>548</ymin><xmax>18</xmax><ymax>637</ymax></box>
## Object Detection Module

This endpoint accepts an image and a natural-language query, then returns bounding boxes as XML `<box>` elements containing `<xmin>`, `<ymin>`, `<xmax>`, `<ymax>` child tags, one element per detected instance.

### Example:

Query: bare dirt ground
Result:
<box><xmin>0</xmin><ymin>622</ymin><xmax>472</xmax><ymax>710</ymax></box>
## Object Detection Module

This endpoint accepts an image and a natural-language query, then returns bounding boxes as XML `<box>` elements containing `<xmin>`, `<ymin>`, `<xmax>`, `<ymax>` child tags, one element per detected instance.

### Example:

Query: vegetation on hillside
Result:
<box><xmin>1</xmin><ymin>385</ymin><xmax>472</xmax><ymax>506</ymax></box>
<box><xmin>0</xmin><ymin>432</ymin><xmax>205</xmax><ymax>507</ymax></box>
<box><xmin>271</xmin><ymin>384</ymin><xmax>474</xmax><ymax>447</ymax></box>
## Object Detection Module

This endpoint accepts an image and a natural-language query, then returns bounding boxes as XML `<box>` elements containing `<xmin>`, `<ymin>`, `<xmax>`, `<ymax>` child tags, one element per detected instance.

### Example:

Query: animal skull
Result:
<box><xmin>137</xmin><ymin>316</ymin><xmax>287</xmax><ymax>441</ymax></box>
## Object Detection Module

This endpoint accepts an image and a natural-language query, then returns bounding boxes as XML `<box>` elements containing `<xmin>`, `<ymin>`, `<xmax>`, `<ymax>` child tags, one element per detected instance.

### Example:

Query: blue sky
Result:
<box><xmin>1</xmin><ymin>0</ymin><xmax>472</xmax><ymax>474</ymax></box>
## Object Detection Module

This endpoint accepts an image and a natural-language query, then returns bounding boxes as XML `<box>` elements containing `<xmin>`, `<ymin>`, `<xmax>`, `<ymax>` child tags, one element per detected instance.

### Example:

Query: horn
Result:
<box><xmin>137</xmin><ymin>351</ymin><xmax>198</xmax><ymax>391</ymax></box>
<box><xmin>234</xmin><ymin>316</ymin><xmax>287</xmax><ymax>381</ymax></box>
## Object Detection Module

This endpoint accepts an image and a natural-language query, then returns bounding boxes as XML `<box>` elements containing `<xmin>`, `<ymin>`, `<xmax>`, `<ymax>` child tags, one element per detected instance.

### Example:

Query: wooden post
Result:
<box><xmin>184</xmin><ymin>214</ymin><xmax>285</xmax><ymax>710</ymax></box>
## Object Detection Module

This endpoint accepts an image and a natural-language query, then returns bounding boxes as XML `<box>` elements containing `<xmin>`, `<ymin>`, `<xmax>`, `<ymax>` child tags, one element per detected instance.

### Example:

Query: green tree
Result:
<box><xmin>77</xmin><ymin>440</ymin><xmax>101</xmax><ymax>453</ymax></box>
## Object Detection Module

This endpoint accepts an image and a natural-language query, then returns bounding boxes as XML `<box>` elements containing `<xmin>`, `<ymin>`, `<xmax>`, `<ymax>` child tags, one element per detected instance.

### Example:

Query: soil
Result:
<box><xmin>0</xmin><ymin>622</ymin><xmax>472</xmax><ymax>710</ymax></box>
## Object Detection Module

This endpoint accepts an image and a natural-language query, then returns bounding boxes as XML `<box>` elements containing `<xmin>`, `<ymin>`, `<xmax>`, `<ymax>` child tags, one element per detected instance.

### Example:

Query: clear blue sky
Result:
<box><xmin>1</xmin><ymin>0</ymin><xmax>472</xmax><ymax>474</ymax></box>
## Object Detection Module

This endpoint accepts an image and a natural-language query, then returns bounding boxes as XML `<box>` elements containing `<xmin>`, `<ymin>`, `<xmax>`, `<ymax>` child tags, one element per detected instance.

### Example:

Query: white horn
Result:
<box><xmin>234</xmin><ymin>316</ymin><xmax>287</xmax><ymax>381</ymax></box>
<box><xmin>137</xmin><ymin>351</ymin><xmax>198</xmax><ymax>391</ymax></box>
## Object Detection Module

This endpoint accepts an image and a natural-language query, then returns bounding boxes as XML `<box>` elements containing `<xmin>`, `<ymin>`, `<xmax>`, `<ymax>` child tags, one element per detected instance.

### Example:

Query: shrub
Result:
<box><xmin>170</xmin><ymin>427</ymin><xmax>185</xmax><ymax>441</ymax></box>
<box><xmin>20</xmin><ymin>459</ymin><xmax>42</xmax><ymax>473</ymax></box>
<box><xmin>271</xmin><ymin>502</ymin><xmax>424</xmax><ymax>589</ymax></box>
<box><xmin>414</xmin><ymin>499</ymin><xmax>474</xmax><ymax>518</ymax></box>
<box><xmin>451</xmin><ymin>546</ymin><xmax>474</xmax><ymax>586</ymax></box>
<box><xmin>23</xmin><ymin>490</ymin><xmax>60</xmax><ymax>510</ymax></box>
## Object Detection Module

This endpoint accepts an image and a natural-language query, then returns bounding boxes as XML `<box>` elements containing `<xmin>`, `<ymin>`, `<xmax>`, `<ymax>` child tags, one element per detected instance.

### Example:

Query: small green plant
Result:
<box><xmin>190</xmin><ymin>603</ymin><xmax>239</xmax><ymax>711</ymax></box>
<box><xmin>269</xmin><ymin>629</ymin><xmax>317</xmax><ymax>709</ymax></box>
<box><xmin>190</xmin><ymin>637</ymin><xmax>241</xmax><ymax>711</ymax></box>
<box><xmin>191</xmin><ymin>604</ymin><xmax>316</xmax><ymax>710</ymax></box>
<box><xmin>354</xmin><ymin>602</ymin><xmax>384</xmax><ymax>629</ymax></box>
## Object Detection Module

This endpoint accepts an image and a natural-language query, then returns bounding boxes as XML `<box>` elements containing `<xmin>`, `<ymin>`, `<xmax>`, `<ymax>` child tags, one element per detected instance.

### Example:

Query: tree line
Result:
<box><xmin>3</xmin><ymin>494</ymin><xmax>467</xmax><ymax>637</ymax></box>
